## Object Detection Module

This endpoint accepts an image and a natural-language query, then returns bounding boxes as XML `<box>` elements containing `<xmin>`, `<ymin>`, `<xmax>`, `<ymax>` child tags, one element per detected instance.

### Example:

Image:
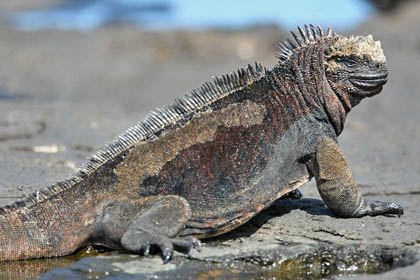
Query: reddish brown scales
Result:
<box><xmin>0</xmin><ymin>188</ymin><xmax>96</xmax><ymax>260</ymax></box>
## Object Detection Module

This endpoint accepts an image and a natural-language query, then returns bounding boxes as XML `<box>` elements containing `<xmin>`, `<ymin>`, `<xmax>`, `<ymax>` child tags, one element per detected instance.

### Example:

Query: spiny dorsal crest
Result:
<box><xmin>0</xmin><ymin>62</ymin><xmax>267</xmax><ymax>215</ymax></box>
<box><xmin>275</xmin><ymin>24</ymin><xmax>336</xmax><ymax>62</ymax></box>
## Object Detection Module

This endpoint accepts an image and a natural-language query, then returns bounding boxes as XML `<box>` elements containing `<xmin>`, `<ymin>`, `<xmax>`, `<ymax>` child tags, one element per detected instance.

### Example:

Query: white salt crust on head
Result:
<box><xmin>330</xmin><ymin>34</ymin><xmax>386</xmax><ymax>64</ymax></box>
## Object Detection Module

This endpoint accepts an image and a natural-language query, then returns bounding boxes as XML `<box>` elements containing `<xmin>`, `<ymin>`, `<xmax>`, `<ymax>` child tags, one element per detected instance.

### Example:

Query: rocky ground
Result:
<box><xmin>0</xmin><ymin>1</ymin><xmax>419</xmax><ymax>279</ymax></box>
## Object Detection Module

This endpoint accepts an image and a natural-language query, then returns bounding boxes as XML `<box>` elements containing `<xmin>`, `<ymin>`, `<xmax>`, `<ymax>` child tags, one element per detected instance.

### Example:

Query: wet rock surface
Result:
<box><xmin>38</xmin><ymin>243</ymin><xmax>418</xmax><ymax>280</ymax></box>
<box><xmin>0</xmin><ymin>1</ymin><xmax>419</xmax><ymax>279</ymax></box>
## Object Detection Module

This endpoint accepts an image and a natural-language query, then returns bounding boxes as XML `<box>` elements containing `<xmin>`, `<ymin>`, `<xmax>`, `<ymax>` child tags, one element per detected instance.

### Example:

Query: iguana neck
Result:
<box><xmin>322</xmin><ymin>78</ymin><xmax>350</xmax><ymax>136</ymax></box>
<box><xmin>272</xmin><ymin>40</ymin><xmax>349</xmax><ymax>136</ymax></box>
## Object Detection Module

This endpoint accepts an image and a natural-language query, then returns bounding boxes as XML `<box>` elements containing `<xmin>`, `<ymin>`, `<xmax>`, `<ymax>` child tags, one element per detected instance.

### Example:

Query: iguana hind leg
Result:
<box><xmin>96</xmin><ymin>195</ymin><xmax>200</xmax><ymax>263</ymax></box>
<box><xmin>311</xmin><ymin>136</ymin><xmax>403</xmax><ymax>218</ymax></box>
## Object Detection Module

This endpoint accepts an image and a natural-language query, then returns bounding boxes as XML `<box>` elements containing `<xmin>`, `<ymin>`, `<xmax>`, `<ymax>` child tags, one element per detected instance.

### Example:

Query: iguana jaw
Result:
<box><xmin>350</xmin><ymin>70</ymin><xmax>388</xmax><ymax>97</ymax></box>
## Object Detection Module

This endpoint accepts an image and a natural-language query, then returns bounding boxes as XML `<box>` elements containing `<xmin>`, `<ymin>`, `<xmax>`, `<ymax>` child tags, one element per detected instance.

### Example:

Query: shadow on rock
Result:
<box><xmin>206</xmin><ymin>197</ymin><xmax>333</xmax><ymax>242</ymax></box>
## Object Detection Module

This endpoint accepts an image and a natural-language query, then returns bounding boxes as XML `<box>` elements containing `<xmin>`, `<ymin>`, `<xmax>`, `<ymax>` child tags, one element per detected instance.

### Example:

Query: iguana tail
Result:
<box><xmin>0</xmin><ymin>194</ymin><xmax>96</xmax><ymax>261</ymax></box>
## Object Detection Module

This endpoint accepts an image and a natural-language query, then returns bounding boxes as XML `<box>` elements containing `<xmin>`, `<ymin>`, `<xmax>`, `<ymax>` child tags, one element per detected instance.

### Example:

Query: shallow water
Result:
<box><xmin>2</xmin><ymin>244</ymin><xmax>416</xmax><ymax>279</ymax></box>
<box><xmin>0</xmin><ymin>246</ymin><xmax>106</xmax><ymax>280</ymax></box>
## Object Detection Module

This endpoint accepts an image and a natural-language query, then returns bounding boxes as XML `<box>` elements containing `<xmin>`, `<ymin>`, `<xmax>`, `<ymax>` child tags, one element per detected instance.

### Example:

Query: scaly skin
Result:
<box><xmin>0</xmin><ymin>25</ymin><xmax>403</xmax><ymax>262</ymax></box>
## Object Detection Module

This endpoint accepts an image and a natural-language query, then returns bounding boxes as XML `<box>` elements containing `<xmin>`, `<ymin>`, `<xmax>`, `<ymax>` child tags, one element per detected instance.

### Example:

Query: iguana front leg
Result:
<box><xmin>310</xmin><ymin>136</ymin><xmax>403</xmax><ymax>218</ymax></box>
<box><xmin>95</xmin><ymin>195</ymin><xmax>200</xmax><ymax>263</ymax></box>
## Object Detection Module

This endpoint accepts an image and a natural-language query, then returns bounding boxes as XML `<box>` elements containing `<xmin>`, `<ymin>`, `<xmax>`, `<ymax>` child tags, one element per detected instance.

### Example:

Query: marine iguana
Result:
<box><xmin>0</xmin><ymin>25</ymin><xmax>403</xmax><ymax>262</ymax></box>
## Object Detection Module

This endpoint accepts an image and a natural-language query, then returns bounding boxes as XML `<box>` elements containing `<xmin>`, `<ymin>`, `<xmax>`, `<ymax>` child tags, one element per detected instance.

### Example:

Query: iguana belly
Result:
<box><xmin>176</xmin><ymin>117</ymin><xmax>314</xmax><ymax>237</ymax></box>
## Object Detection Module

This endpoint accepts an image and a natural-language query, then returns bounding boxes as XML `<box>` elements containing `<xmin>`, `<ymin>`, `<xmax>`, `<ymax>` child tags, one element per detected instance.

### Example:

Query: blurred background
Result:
<box><xmin>4</xmin><ymin>0</ymin><xmax>377</xmax><ymax>30</ymax></box>
<box><xmin>0</xmin><ymin>0</ymin><xmax>419</xmax><ymax>278</ymax></box>
<box><xmin>0</xmin><ymin>0</ymin><xmax>411</xmax><ymax>31</ymax></box>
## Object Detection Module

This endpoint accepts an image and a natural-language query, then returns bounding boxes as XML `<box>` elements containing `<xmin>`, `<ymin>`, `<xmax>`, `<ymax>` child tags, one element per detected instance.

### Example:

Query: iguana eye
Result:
<box><xmin>336</xmin><ymin>57</ymin><xmax>357</xmax><ymax>68</ymax></box>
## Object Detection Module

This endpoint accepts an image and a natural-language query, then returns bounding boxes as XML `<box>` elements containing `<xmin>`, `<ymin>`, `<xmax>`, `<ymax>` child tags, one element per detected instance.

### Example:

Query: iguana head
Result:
<box><xmin>325</xmin><ymin>34</ymin><xmax>388</xmax><ymax>106</ymax></box>
<box><xmin>275</xmin><ymin>25</ymin><xmax>388</xmax><ymax>135</ymax></box>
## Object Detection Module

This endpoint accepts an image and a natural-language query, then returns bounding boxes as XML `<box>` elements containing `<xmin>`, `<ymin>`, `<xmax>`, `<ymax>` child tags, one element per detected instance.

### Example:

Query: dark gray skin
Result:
<box><xmin>0</xmin><ymin>26</ymin><xmax>403</xmax><ymax>263</ymax></box>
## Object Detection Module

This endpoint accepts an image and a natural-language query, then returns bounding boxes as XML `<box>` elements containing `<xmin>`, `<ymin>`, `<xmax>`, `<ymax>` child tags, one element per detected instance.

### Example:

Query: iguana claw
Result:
<box><xmin>195</xmin><ymin>239</ymin><xmax>202</xmax><ymax>252</ymax></box>
<box><xmin>184</xmin><ymin>236</ymin><xmax>201</xmax><ymax>253</ymax></box>
<box><xmin>143</xmin><ymin>244</ymin><xmax>150</xmax><ymax>256</ymax></box>
<box><xmin>162</xmin><ymin>248</ymin><xmax>173</xmax><ymax>264</ymax></box>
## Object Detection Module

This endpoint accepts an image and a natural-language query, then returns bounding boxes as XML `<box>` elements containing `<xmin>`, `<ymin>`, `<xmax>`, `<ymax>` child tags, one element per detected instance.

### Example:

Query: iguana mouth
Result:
<box><xmin>351</xmin><ymin>72</ymin><xmax>388</xmax><ymax>81</ymax></box>
<box><xmin>350</xmin><ymin>72</ymin><xmax>387</xmax><ymax>93</ymax></box>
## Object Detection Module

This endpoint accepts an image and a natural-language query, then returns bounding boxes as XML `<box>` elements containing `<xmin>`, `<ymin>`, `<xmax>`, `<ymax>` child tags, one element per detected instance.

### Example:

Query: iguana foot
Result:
<box><xmin>121</xmin><ymin>230</ymin><xmax>201</xmax><ymax>263</ymax></box>
<box><xmin>97</xmin><ymin>196</ymin><xmax>197</xmax><ymax>263</ymax></box>
<box><xmin>352</xmin><ymin>199</ymin><xmax>404</xmax><ymax>218</ymax></box>
<box><xmin>281</xmin><ymin>189</ymin><xmax>303</xmax><ymax>200</ymax></box>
